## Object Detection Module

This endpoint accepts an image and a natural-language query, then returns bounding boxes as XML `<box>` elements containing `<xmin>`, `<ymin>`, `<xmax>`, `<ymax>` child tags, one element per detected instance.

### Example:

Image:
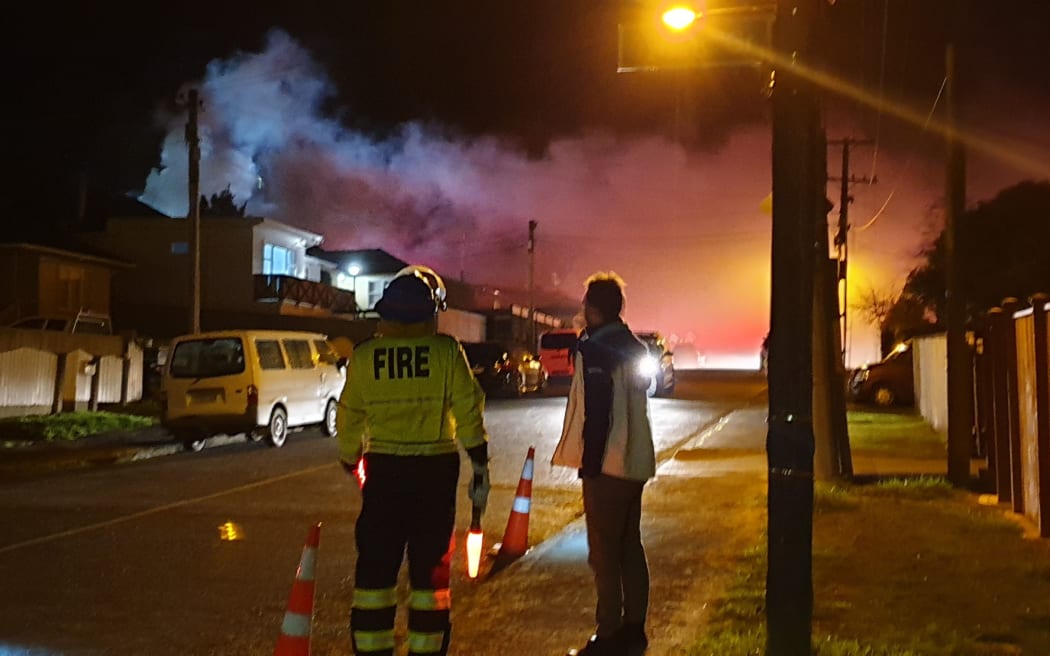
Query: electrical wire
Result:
<box><xmin>856</xmin><ymin>75</ymin><xmax>947</xmax><ymax>233</ymax></box>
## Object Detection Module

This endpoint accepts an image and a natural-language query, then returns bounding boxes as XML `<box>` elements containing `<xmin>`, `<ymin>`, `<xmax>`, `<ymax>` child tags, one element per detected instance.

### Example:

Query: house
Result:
<box><xmin>310</xmin><ymin>248</ymin><xmax>488</xmax><ymax>342</ymax></box>
<box><xmin>0</xmin><ymin>242</ymin><xmax>131</xmax><ymax>326</ymax></box>
<box><xmin>310</xmin><ymin>248</ymin><xmax>409</xmax><ymax>313</ymax></box>
<box><xmin>84</xmin><ymin>215</ymin><xmax>366</xmax><ymax>340</ymax></box>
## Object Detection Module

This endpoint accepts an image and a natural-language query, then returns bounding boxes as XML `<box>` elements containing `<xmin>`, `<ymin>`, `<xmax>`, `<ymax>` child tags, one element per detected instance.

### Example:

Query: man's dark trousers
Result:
<box><xmin>582</xmin><ymin>473</ymin><xmax>650</xmax><ymax>638</ymax></box>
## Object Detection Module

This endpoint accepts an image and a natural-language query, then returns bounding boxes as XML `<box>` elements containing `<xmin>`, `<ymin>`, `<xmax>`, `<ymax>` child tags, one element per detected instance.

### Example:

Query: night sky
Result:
<box><xmin>7</xmin><ymin>1</ymin><xmax>1049</xmax><ymax>365</ymax></box>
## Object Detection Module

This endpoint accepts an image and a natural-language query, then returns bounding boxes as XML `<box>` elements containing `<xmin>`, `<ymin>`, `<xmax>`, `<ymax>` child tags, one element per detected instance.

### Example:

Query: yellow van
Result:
<box><xmin>161</xmin><ymin>330</ymin><xmax>346</xmax><ymax>450</ymax></box>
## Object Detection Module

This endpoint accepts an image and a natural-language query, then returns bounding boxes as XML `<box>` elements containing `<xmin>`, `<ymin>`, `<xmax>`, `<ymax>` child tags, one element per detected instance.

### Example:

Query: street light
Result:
<box><xmin>662</xmin><ymin>6</ymin><xmax>699</xmax><ymax>31</ymax></box>
<box><xmin>347</xmin><ymin>263</ymin><xmax>361</xmax><ymax>312</ymax></box>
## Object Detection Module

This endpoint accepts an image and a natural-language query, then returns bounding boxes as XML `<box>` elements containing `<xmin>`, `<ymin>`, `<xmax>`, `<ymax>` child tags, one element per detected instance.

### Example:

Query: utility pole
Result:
<box><xmin>527</xmin><ymin>220</ymin><xmax>538</xmax><ymax>350</ymax></box>
<box><xmin>827</xmin><ymin>137</ymin><xmax>875</xmax><ymax>362</ymax></box>
<box><xmin>945</xmin><ymin>45</ymin><xmax>972</xmax><ymax>486</ymax></box>
<box><xmin>185</xmin><ymin>89</ymin><xmax>202</xmax><ymax>334</ymax></box>
<box><xmin>767</xmin><ymin>0</ymin><xmax>823</xmax><ymax>651</ymax></box>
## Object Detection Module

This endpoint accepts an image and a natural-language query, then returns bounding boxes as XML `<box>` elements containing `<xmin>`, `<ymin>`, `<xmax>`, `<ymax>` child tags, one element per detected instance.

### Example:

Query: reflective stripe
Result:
<box><xmin>409</xmin><ymin>587</ymin><xmax>451</xmax><ymax>611</ymax></box>
<box><xmin>513</xmin><ymin>496</ymin><xmax>531</xmax><ymax>514</ymax></box>
<box><xmin>297</xmin><ymin>547</ymin><xmax>316</xmax><ymax>581</ymax></box>
<box><xmin>354</xmin><ymin>629</ymin><xmax>396</xmax><ymax>651</ymax></box>
<box><xmin>353</xmin><ymin>587</ymin><xmax>398</xmax><ymax>610</ymax></box>
<box><xmin>280</xmin><ymin>611</ymin><xmax>311</xmax><ymax>638</ymax></box>
<box><xmin>407</xmin><ymin>631</ymin><xmax>447</xmax><ymax>653</ymax></box>
<box><xmin>522</xmin><ymin>458</ymin><xmax>534</xmax><ymax>481</ymax></box>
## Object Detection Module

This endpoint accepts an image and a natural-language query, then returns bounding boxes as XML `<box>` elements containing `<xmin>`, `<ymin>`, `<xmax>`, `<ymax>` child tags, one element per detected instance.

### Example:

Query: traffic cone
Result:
<box><xmin>274</xmin><ymin>523</ymin><xmax>321</xmax><ymax>656</ymax></box>
<box><xmin>497</xmin><ymin>446</ymin><xmax>534</xmax><ymax>563</ymax></box>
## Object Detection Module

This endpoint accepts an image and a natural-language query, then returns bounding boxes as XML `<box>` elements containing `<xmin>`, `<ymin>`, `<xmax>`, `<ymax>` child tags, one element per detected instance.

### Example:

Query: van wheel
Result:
<box><xmin>321</xmin><ymin>399</ymin><xmax>338</xmax><ymax>437</ymax></box>
<box><xmin>265</xmin><ymin>407</ymin><xmax>288</xmax><ymax>448</ymax></box>
<box><xmin>874</xmin><ymin>386</ymin><xmax>896</xmax><ymax>407</ymax></box>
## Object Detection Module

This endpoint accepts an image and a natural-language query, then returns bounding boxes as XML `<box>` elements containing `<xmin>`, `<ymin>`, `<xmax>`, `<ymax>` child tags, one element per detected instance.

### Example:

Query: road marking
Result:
<box><xmin>0</xmin><ymin>463</ymin><xmax>336</xmax><ymax>556</ymax></box>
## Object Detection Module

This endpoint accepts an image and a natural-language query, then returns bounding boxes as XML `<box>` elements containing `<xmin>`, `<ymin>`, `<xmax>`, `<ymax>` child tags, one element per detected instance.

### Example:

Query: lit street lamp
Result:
<box><xmin>347</xmin><ymin>263</ymin><xmax>361</xmax><ymax>312</ymax></box>
<box><xmin>662</xmin><ymin>6</ymin><xmax>699</xmax><ymax>31</ymax></box>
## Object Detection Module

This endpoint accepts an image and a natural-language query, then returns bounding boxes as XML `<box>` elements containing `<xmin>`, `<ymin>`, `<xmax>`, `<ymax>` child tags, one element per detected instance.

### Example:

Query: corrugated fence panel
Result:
<box><xmin>0</xmin><ymin>348</ymin><xmax>57</xmax><ymax>406</ymax></box>
<box><xmin>98</xmin><ymin>355</ymin><xmax>124</xmax><ymax>403</ymax></box>
<box><xmin>1016</xmin><ymin>314</ymin><xmax>1040</xmax><ymax>524</ymax></box>
<box><xmin>126</xmin><ymin>343</ymin><xmax>143</xmax><ymax>402</ymax></box>
<box><xmin>913</xmin><ymin>334</ymin><xmax>948</xmax><ymax>433</ymax></box>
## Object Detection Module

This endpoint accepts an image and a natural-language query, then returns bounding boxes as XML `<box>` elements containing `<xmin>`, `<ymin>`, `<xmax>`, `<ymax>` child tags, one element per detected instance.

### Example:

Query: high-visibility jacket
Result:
<box><xmin>338</xmin><ymin>331</ymin><xmax>488</xmax><ymax>463</ymax></box>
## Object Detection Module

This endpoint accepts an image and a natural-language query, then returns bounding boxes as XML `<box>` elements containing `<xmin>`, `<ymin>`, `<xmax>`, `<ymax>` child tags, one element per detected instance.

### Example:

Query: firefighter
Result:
<box><xmin>337</xmin><ymin>265</ymin><xmax>490</xmax><ymax>656</ymax></box>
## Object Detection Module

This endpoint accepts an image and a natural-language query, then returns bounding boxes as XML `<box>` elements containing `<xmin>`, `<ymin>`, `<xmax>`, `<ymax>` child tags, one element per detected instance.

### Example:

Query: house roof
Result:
<box><xmin>307</xmin><ymin>248</ymin><xmax>409</xmax><ymax>275</ymax></box>
<box><xmin>0</xmin><ymin>242</ymin><xmax>133</xmax><ymax>269</ymax></box>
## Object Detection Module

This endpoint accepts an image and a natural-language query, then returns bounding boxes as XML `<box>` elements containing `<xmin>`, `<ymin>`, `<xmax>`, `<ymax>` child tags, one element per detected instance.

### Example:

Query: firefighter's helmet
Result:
<box><xmin>375</xmin><ymin>265</ymin><xmax>448</xmax><ymax>323</ymax></box>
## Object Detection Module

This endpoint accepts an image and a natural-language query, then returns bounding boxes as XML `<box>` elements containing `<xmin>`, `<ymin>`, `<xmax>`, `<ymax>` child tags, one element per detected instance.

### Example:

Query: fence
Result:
<box><xmin>977</xmin><ymin>295</ymin><xmax>1050</xmax><ymax>537</ymax></box>
<box><xmin>912</xmin><ymin>334</ymin><xmax>948</xmax><ymax>434</ymax></box>
<box><xmin>0</xmin><ymin>328</ymin><xmax>143</xmax><ymax>418</ymax></box>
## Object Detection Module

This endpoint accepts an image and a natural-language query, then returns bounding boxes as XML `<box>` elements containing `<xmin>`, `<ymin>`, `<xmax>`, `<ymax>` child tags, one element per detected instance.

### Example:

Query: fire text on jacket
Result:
<box><xmin>373</xmin><ymin>346</ymin><xmax>431</xmax><ymax>379</ymax></box>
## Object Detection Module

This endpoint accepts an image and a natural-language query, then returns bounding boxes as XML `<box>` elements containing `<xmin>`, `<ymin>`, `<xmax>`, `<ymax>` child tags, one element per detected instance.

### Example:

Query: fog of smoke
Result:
<box><xmin>138</xmin><ymin>29</ymin><xmax>962</xmax><ymax>364</ymax></box>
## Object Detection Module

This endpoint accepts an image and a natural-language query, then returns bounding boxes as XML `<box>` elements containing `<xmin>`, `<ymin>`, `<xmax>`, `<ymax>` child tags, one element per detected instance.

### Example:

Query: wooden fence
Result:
<box><xmin>0</xmin><ymin>329</ymin><xmax>143</xmax><ymax>418</ymax></box>
<box><xmin>976</xmin><ymin>295</ymin><xmax>1050</xmax><ymax>537</ymax></box>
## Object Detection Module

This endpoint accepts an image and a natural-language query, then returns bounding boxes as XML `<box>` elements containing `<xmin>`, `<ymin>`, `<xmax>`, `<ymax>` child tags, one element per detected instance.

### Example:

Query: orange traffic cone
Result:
<box><xmin>274</xmin><ymin>523</ymin><xmax>321</xmax><ymax>656</ymax></box>
<box><xmin>497</xmin><ymin>446</ymin><xmax>534</xmax><ymax>563</ymax></box>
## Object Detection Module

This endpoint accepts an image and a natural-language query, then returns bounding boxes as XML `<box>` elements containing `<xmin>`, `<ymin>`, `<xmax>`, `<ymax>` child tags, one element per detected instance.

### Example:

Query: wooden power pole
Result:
<box><xmin>766</xmin><ymin>0</ymin><xmax>824</xmax><ymax>651</ymax></box>
<box><xmin>527</xmin><ymin>220</ymin><xmax>538</xmax><ymax>349</ymax></box>
<box><xmin>945</xmin><ymin>45</ymin><xmax>973</xmax><ymax>485</ymax></box>
<box><xmin>185</xmin><ymin>89</ymin><xmax>202</xmax><ymax>335</ymax></box>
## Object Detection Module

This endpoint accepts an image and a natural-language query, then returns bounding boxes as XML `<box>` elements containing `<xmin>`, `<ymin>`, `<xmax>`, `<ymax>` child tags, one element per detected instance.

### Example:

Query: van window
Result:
<box><xmin>170</xmin><ymin>338</ymin><xmax>245</xmax><ymax>378</ymax></box>
<box><xmin>73</xmin><ymin>318</ymin><xmax>111</xmax><ymax>335</ymax></box>
<box><xmin>283</xmin><ymin>340</ymin><xmax>314</xmax><ymax>369</ymax></box>
<box><xmin>256</xmin><ymin>340</ymin><xmax>287</xmax><ymax>370</ymax></box>
<box><xmin>313</xmin><ymin>340</ymin><xmax>338</xmax><ymax>365</ymax></box>
<box><xmin>541</xmin><ymin>332</ymin><xmax>577</xmax><ymax>350</ymax></box>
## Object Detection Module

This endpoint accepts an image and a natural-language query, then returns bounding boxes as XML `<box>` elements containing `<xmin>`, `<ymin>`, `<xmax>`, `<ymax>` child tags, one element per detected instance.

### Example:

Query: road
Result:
<box><xmin>0</xmin><ymin>370</ymin><xmax>764</xmax><ymax>655</ymax></box>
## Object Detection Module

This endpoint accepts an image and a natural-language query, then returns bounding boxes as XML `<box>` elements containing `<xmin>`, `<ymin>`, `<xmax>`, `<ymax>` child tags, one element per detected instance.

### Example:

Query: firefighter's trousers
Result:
<box><xmin>351</xmin><ymin>452</ymin><xmax>459</xmax><ymax>656</ymax></box>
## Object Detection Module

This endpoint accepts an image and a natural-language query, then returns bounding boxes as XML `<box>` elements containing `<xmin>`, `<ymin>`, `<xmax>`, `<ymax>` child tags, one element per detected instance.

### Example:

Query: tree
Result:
<box><xmin>200</xmin><ymin>185</ymin><xmax>247</xmax><ymax>217</ymax></box>
<box><xmin>855</xmin><ymin>286</ymin><xmax>937</xmax><ymax>356</ymax></box>
<box><xmin>904</xmin><ymin>180</ymin><xmax>1050</xmax><ymax>319</ymax></box>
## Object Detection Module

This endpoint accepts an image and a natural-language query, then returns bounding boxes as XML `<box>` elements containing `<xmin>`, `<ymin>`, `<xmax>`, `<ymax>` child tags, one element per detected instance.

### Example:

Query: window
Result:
<box><xmin>366</xmin><ymin>280</ymin><xmax>386</xmax><ymax>309</ymax></box>
<box><xmin>262</xmin><ymin>243</ymin><xmax>296</xmax><ymax>276</ymax></box>
<box><xmin>282</xmin><ymin>340</ymin><xmax>314</xmax><ymax>369</ymax></box>
<box><xmin>169</xmin><ymin>338</ymin><xmax>245</xmax><ymax>379</ymax></box>
<box><xmin>313</xmin><ymin>340</ymin><xmax>339</xmax><ymax>365</ymax></box>
<box><xmin>255</xmin><ymin>340</ymin><xmax>286</xmax><ymax>370</ymax></box>
<box><xmin>170</xmin><ymin>242</ymin><xmax>189</xmax><ymax>255</ymax></box>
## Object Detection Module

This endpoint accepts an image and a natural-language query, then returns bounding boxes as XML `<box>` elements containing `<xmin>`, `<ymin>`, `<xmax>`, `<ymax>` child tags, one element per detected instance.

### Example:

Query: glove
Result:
<box><xmin>468</xmin><ymin>459</ymin><xmax>490</xmax><ymax>513</ymax></box>
<box><xmin>340</xmin><ymin>458</ymin><xmax>366</xmax><ymax>489</ymax></box>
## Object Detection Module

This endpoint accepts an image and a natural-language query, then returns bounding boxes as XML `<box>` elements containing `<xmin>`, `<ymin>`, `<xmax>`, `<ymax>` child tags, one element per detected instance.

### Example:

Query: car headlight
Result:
<box><xmin>637</xmin><ymin>355</ymin><xmax>659</xmax><ymax>377</ymax></box>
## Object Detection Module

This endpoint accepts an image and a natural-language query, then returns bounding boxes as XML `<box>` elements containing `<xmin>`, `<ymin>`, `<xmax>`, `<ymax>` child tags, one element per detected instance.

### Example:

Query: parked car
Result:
<box><xmin>462</xmin><ymin>341</ymin><xmax>547</xmax><ymax>398</ymax></box>
<box><xmin>635</xmin><ymin>332</ymin><xmax>676</xmax><ymax>397</ymax></box>
<box><xmin>538</xmin><ymin>329</ymin><xmax>578</xmax><ymax>382</ymax></box>
<box><xmin>8</xmin><ymin>310</ymin><xmax>113</xmax><ymax>335</ymax></box>
<box><xmin>848</xmin><ymin>342</ymin><xmax>914</xmax><ymax>406</ymax></box>
<box><xmin>161</xmin><ymin>330</ymin><xmax>346</xmax><ymax>451</ymax></box>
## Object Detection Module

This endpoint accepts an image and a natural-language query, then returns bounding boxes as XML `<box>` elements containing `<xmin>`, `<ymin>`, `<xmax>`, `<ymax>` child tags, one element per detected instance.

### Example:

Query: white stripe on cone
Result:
<box><xmin>297</xmin><ymin>547</ymin><xmax>317</xmax><ymax>580</ymax></box>
<box><xmin>281</xmin><ymin>611</ymin><xmax>312</xmax><ymax>638</ymax></box>
<box><xmin>512</xmin><ymin>497</ymin><xmax>531</xmax><ymax>514</ymax></box>
<box><xmin>522</xmin><ymin>458</ymin><xmax>534</xmax><ymax>481</ymax></box>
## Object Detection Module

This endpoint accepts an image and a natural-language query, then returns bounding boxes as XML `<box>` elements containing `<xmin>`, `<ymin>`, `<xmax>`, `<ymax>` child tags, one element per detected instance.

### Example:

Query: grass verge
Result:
<box><xmin>0</xmin><ymin>411</ymin><xmax>156</xmax><ymax>442</ymax></box>
<box><xmin>690</xmin><ymin>410</ymin><xmax>1050</xmax><ymax>655</ymax></box>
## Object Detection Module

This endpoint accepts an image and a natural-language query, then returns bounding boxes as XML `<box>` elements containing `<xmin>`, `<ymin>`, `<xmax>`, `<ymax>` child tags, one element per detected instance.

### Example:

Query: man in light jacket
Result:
<box><xmin>552</xmin><ymin>272</ymin><xmax>656</xmax><ymax>656</ymax></box>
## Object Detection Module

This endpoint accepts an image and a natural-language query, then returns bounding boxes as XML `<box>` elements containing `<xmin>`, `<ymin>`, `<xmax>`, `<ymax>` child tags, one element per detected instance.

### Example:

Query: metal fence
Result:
<box><xmin>0</xmin><ymin>329</ymin><xmax>143</xmax><ymax>418</ymax></box>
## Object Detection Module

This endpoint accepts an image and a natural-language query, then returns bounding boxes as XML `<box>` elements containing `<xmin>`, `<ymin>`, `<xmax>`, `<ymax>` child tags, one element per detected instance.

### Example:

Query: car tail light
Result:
<box><xmin>247</xmin><ymin>384</ymin><xmax>259</xmax><ymax>407</ymax></box>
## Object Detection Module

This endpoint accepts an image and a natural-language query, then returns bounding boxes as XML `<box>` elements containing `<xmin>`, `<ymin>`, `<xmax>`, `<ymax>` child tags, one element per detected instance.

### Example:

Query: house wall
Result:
<box><xmin>36</xmin><ymin>254</ymin><xmax>113</xmax><ymax>317</ymax></box>
<box><xmin>438</xmin><ymin>309</ymin><xmax>486</xmax><ymax>343</ymax></box>
<box><xmin>0</xmin><ymin>250</ymin><xmax>38</xmax><ymax>320</ymax></box>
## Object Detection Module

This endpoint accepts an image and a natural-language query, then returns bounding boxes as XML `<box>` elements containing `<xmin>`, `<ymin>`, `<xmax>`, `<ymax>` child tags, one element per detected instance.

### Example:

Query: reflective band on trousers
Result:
<box><xmin>409</xmin><ymin>588</ymin><xmax>451</xmax><ymax>611</ymax></box>
<box><xmin>407</xmin><ymin>631</ymin><xmax>446</xmax><ymax>653</ymax></box>
<box><xmin>513</xmin><ymin>496</ymin><xmax>531</xmax><ymax>514</ymax></box>
<box><xmin>354</xmin><ymin>629</ymin><xmax>396</xmax><ymax>651</ymax></box>
<box><xmin>353</xmin><ymin>587</ymin><xmax>398</xmax><ymax>610</ymax></box>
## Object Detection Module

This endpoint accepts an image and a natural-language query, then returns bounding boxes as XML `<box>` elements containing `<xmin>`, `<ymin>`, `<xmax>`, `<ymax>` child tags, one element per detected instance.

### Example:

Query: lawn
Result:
<box><xmin>689</xmin><ymin>410</ymin><xmax>1050</xmax><ymax>656</ymax></box>
<box><xmin>0</xmin><ymin>411</ymin><xmax>156</xmax><ymax>443</ymax></box>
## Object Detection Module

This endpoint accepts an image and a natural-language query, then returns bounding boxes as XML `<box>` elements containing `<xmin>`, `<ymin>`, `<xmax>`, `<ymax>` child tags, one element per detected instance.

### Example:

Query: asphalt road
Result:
<box><xmin>0</xmin><ymin>370</ymin><xmax>765</xmax><ymax>655</ymax></box>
